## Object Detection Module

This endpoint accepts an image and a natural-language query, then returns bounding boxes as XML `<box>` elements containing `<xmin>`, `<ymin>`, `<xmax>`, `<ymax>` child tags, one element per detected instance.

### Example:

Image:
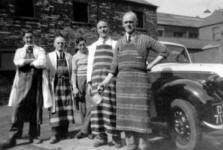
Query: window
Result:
<box><xmin>189</xmin><ymin>32</ymin><xmax>198</xmax><ymax>39</ymax></box>
<box><xmin>158</xmin><ymin>30</ymin><xmax>164</xmax><ymax>37</ymax></box>
<box><xmin>0</xmin><ymin>0</ymin><xmax>8</xmax><ymax>9</ymax></box>
<box><xmin>73</xmin><ymin>1</ymin><xmax>88</xmax><ymax>23</ymax></box>
<box><xmin>212</xmin><ymin>27</ymin><xmax>221</xmax><ymax>41</ymax></box>
<box><xmin>173</xmin><ymin>32</ymin><xmax>184</xmax><ymax>38</ymax></box>
<box><xmin>15</xmin><ymin>0</ymin><xmax>34</xmax><ymax>18</ymax></box>
<box><xmin>134</xmin><ymin>11</ymin><xmax>144</xmax><ymax>28</ymax></box>
<box><xmin>162</xmin><ymin>45</ymin><xmax>190</xmax><ymax>63</ymax></box>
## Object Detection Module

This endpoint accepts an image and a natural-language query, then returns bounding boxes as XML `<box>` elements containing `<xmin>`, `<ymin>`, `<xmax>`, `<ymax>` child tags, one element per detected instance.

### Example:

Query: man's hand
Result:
<box><xmin>146</xmin><ymin>64</ymin><xmax>153</xmax><ymax>71</ymax></box>
<box><xmin>87</xmin><ymin>84</ymin><xmax>92</xmax><ymax>96</ymax></box>
<box><xmin>24</xmin><ymin>58</ymin><xmax>34</xmax><ymax>65</ymax></box>
<box><xmin>97</xmin><ymin>82</ymin><xmax>105</xmax><ymax>94</ymax></box>
<box><xmin>73</xmin><ymin>87</ymin><xmax>79</xmax><ymax>96</ymax></box>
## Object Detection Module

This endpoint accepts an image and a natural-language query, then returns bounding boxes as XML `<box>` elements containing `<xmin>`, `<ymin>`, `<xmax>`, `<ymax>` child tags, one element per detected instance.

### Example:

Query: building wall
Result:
<box><xmin>199</xmin><ymin>23</ymin><xmax>223</xmax><ymax>41</ymax></box>
<box><xmin>158</xmin><ymin>25</ymin><xmax>199</xmax><ymax>39</ymax></box>
<box><xmin>0</xmin><ymin>0</ymin><xmax>157</xmax><ymax>71</ymax></box>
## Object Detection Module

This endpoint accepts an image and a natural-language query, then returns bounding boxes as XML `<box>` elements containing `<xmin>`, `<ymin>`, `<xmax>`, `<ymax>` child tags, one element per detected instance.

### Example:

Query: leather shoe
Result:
<box><xmin>29</xmin><ymin>138</ymin><xmax>43</xmax><ymax>144</ymax></box>
<box><xmin>88</xmin><ymin>134</ymin><xmax>95</xmax><ymax>140</ymax></box>
<box><xmin>49</xmin><ymin>136</ymin><xmax>60</xmax><ymax>144</ymax></box>
<box><xmin>111</xmin><ymin>139</ymin><xmax>122</xmax><ymax>148</ymax></box>
<box><xmin>75</xmin><ymin>132</ymin><xmax>87</xmax><ymax>139</ymax></box>
<box><xmin>93</xmin><ymin>138</ymin><xmax>107</xmax><ymax>147</ymax></box>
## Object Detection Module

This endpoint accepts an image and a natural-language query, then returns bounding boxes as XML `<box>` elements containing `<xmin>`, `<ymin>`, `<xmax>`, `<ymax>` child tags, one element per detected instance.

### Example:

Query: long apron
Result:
<box><xmin>12</xmin><ymin>49</ymin><xmax>43</xmax><ymax>125</ymax></box>
<box><xmin>116</xmin><ymin>42</ymin><xmax>152</xmax><ymax>133</ymax></box>
<box><xmin>50</xmin><ymin>55</ymin><xmax>74</xmax><ymax>127</ymax></box>
<box><xmin>90</xmin><ymin>44</ymin><xmax>116</xmax><ymax>135</ymax></box>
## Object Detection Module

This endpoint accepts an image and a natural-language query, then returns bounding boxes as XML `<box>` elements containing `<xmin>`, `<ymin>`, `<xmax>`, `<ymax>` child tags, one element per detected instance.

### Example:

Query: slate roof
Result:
<box><xmin>200</xmin><ymin>9</ymin><xmax>223</xmax><ymax>27</ymax></box>
<box><xmin>158</xmin><ymin>13</ymin><xmax>204</xmax><ymax>27</ymax></box>
<box><xmin>124</xmin><ymin>0</ymin><xmax>157</xmax><ymax>7</ymax></box>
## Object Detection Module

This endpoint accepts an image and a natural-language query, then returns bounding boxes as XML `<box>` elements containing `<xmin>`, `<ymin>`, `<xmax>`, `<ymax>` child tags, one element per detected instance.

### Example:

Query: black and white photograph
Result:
<box><xmin>0</xmin><ymin>0</ymin><xmax>223</xmax><ymax>150</ymax></box>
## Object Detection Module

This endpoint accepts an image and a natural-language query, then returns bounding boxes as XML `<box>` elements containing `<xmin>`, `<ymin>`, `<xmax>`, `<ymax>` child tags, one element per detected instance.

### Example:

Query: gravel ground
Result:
<box><xmin>0</xmin><ymin>105</ymin><xmax>223</xmax><ymax>150</ymax></box>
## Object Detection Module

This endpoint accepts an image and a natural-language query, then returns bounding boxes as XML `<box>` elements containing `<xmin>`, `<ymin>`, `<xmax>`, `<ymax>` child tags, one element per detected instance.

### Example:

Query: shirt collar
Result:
<box><xmin>56</xmin><ymin>50</ymin><xmax>64</xmax><ymax>56</ymax></box>
<box><xmin>125</xmin><ymin>31</ymin><xmax>138</xmax><ymax>38</ymax></box>
<box><xmin>125</xmin><ymin>31</ymin><xmax>138</xmax><ymax>42</ymax></box>
<box><xmin>23</xmin><ymin>44</ymin><xmax>35</xmax><ymax>49</ymax></box>
<box><xmin>97</xmin><ymin>37</ymin><xmax>112</xmax><ymax>45</ymax></box>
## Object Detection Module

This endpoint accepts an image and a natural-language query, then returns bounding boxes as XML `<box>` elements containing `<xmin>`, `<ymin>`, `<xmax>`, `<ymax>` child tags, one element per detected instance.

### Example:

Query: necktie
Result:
<box><xmin>102</xmin><ymin>39</ymin><xmax>106</xmax><ymax>44</ymax></box>
<box><xmin>60</xmin><ymin>52</ymin><xmax>63</xmax><ymax>59</ymax></box>
<box><xmin>27</xmin><ymin>45</ymin><xmax>33</xmax><ymax>58</ymax></box>
<box><xmin>127</xmin><ymin>35</ymin><xmax>131</xmax><ymax>42</ymax></box>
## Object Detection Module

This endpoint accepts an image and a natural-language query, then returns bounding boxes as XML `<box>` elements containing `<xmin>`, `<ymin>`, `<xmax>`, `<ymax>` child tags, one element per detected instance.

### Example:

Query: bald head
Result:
<box><xmin>123</xmin><ymin>11</ymin><xmax>137</xmax><ymax>24</ymax></box>
<box><xmin>54</xmin><ymin>36</ymin><xmax>65</xmax><ymax>51</ymax></box>
<box><xmin>122</xmin><ymin>11</ymin><xmax>137</xmax><ymax>34</ymax></box>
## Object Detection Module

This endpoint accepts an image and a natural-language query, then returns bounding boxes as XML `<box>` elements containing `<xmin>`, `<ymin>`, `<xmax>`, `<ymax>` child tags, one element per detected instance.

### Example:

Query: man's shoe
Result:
<box><xmin>93</xmin><ymin>138</ymin><xmax>107</xmax><ymax>147</ymax></box>
<box><xmin>87</xmin><ymin>134</ymin><xmax>95</xmax><ymax>140</ymax></box>
<box><xmin>49</xmin><ymin>136</ymin><xmax>60</xmax><ymax>144</ymax></box>
<box><xmin>29</xmin><ymin>138</ymin><xmax>43</xmax><ymax>144</ymax></box>
<box><xmin>111</xmin><ymin>139</ymin><xmax>122</xmax><ymax>148</ymax></box>
<box><xmin>75</xmin><ymin>131</ymin><xmax>87</xmax><ymax>139</ymax></box>
<box><xmin>1</xmin><ymin>140</ymin><xmax>16</xmax><ymax>149</ymax></box>
<box><xmin>110</xmin><ymin>136</ymin><xmax>122</xmax><ymax>148</ymax></box>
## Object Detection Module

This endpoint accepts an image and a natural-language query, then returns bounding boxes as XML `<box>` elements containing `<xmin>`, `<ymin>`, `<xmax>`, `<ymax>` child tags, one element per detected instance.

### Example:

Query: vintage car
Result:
<box><xmin>150</xmin><ymin>41</ymin><xmax>223</xmax><ymax>150</ymax></box>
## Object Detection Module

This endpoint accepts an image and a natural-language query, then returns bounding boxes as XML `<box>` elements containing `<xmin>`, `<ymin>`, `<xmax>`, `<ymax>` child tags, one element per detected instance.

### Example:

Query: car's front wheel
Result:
<box><xmin>170</xmin><ymin>99</ymin><xmax>201</xmax><ymax>150</ymax></box>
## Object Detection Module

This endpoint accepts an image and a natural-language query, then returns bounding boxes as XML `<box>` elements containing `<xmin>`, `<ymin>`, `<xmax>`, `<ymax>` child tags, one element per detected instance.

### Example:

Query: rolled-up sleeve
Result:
<box><xmin>110</xmin><ymin>41</ymin><xmax>119</xmax><ymax>76</ymax></box>
<box><xmin>87</xmin><ymin>44</ymin><xmax>95</xmax><ymax>82</ymax></box>
<box><xmin>14</xmin><ymin>49</ymin><xmax>26</xmax><ymax>67</ymax></box>
<box><xmin>32</xmin><ymin>47</ymin><xmax>47</xmax><ymax>69</ymax></box>
<box><xmin>147</xmin><ymin>37</ymin><xmax>169</xmax><ymax>59</ymax></box>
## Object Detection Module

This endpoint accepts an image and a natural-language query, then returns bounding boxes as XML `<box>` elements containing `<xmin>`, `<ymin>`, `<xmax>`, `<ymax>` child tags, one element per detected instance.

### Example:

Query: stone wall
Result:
<box><xmin>0</xmin><ymin>0</ymin><xmax>157</xmax><ymax>70</ymax></box>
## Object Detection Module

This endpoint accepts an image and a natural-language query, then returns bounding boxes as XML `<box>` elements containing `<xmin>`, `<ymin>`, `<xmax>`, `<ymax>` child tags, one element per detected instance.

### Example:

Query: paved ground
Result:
<box><xmin>0</xmin><ymin>106</ymin><xmax>223</xmax><ymax>150</ymax></box>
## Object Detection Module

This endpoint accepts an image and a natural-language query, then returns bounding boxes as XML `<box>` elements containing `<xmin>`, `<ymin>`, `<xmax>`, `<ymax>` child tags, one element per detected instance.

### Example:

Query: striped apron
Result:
<box><xmin>90</xmin><ymin>44</ymin><xmax>116</xmax><ymax>135</ymax></box>
<box><xmin>116</xmin><ymin>42</ymin><xmax>152</xmax><ymax>133</ymax></box>
<box><xmin>50</xmin><ymin>55</ymin><xmax>74</xmax><ymax>127</ymax></box>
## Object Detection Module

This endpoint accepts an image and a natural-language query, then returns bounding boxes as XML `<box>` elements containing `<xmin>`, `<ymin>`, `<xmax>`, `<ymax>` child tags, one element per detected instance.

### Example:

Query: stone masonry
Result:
<box><xmin>0</xmin><ymin>0</ymin><xmax>157</xmax><ymax>70</ymax></box>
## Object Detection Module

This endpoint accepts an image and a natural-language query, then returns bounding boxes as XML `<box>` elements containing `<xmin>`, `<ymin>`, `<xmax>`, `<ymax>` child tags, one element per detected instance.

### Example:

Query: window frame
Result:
<box><xmin>212</xmin><ymin>26</ymin><xmax>221</xmax><ymax>41</ymax></box>
<box><xmin>14</xmin><ymin>0</ymin><xmax>36</xmax><ymax>20</ymax></box>
<box><xmin>72</xmin><ymin>0</ymin><xmax>89</xmax><ymax>24</ymax></box>
<box><xmin>133</xmin><ymin>10</ymin><xmax>145</xmax><ymax>29</ymax></box>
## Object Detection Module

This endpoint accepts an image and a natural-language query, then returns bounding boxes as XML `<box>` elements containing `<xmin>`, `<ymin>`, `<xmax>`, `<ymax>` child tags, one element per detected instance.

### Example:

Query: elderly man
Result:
<box><xmin>99</xmin><ymin>12</ymin><xmax>168</xmax><ymax>150</ymax></box>
<box><xmin>87</xmin><ymin>20</ymin><xmax>121</xmax><ymax>148</ymax></box>
<box><xmin>47</xmin><ymin>36</ymin><xmax>74</xmax><ymax>144</ymax></box>
<box><xmin>2</xmin><ymin>31</ymin><xmax>51</xmax><ymax>149</ymax></box>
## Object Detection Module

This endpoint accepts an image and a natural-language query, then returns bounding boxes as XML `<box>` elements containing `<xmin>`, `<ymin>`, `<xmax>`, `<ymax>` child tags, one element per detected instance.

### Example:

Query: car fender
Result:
<box><xmin>158</xmin><ymin>79</ymin><xmax>213</xmax><ymax>105</ymax></box>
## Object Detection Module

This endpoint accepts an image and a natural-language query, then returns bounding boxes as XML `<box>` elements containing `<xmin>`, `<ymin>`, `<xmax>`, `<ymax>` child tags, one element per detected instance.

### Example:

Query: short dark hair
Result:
<box><xmin>22</xmin><ymin>30</ymin><xmax>33</xmax><ymax>37</ymax></box>
<box><xmin>97</xmin><ymin>19</ymin><xmax>109</xmax><ymax>27</ymax></box>
<box><xmin>76</xmin><ymin>37</ymin><xmax>86</xmax><ymax>44</ymax></box>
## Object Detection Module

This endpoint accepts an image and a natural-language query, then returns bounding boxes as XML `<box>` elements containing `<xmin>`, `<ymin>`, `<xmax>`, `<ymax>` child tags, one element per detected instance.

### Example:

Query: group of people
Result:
<box><xmin>2</xmin><ymin>11</ymin><xmax>168</xmax><ymax>150</ymax></box>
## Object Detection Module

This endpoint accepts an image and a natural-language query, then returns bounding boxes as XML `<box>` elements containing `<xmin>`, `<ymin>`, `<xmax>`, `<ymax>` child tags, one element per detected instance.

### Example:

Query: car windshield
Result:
<box><xmin>163</xmin><ymin>44</ymin><xmax>190</xmax><ymax>63</ymax></box>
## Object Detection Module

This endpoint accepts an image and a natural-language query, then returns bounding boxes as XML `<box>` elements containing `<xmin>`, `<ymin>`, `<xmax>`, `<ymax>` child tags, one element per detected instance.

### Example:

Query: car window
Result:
<box><xmin>163</xmin><ymin>44</ymin><xmax>190</xmax><ymax>63</ymax></box>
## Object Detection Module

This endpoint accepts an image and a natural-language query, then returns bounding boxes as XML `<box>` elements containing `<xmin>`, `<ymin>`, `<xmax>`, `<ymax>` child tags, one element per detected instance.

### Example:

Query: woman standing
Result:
<box><xmin>47</xmin><ymin>36</ymin><xmax>74</xmax><ymax>144</ymax></box>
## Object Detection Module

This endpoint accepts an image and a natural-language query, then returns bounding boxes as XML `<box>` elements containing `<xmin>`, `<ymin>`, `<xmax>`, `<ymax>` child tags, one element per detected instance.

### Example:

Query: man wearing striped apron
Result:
<box><xmin>47</xmin><ymin>36</ymin><xmax>74</xmax><ymax>144</ymax></box>
<box><xmin>87</xmin><ymin>20</ymin><xmax>121</xmax><ymax>147</ymax></box>
<box><xmin>99</xmin><ymin>12</ymin><xmax>168</xmax><ymax>150</ymax></box>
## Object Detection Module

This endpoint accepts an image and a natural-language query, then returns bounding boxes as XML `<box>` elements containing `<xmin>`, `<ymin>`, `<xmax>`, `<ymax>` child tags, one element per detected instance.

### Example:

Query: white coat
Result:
<box><xmin>8</xmin><ymin>44</ymin><xmax>52</xmax><ymax>109</ymax></box>
<box><xmin>46</xmin><ymin>51</ymin><xmax>72</xmax><ymax>112</ymax></box>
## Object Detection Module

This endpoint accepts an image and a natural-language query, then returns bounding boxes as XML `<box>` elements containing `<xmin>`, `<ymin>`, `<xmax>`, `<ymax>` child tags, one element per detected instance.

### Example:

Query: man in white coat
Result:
<box><xmin>2</xmin><ymin>31</ymin><xmax>52</xmax><ymax>149</ymax></box>
<box><xmin>47</xmin><ymin>36</ymin><xmax>74</xmax><ymax>144</ymax></box>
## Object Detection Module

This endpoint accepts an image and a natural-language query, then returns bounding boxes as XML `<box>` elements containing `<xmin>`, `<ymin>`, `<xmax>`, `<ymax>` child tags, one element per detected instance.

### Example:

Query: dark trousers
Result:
<box><xmin>51</xmin><ymin>122</ymin><xmax>69</xmax><ymax>138</ymax></box>
<box><xmin>80</xmin><ymin>104</ymin><xmax>93</xmax><ymax>134</ymax></box>
<box><xmin>9</xmin><ymin>121</ymin><xmax>40</xmax><ymax>142</ymax></box>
